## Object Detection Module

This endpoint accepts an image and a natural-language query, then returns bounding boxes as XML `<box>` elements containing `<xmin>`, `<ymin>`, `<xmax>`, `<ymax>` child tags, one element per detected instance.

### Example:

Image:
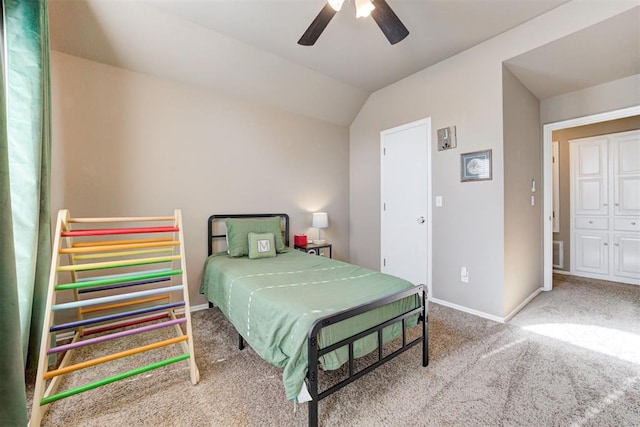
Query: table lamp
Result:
<box><xmin>311</xmin><ymin>212</ymin><xmax>329</xmax><ymax>244</ymax></box>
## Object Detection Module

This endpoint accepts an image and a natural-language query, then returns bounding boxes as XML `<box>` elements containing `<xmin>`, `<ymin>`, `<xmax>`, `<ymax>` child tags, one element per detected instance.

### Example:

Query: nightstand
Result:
<box><xmin>294</xmin><ymin>242</ymin><xmax>332</xmax><ymax>259</ymax></box>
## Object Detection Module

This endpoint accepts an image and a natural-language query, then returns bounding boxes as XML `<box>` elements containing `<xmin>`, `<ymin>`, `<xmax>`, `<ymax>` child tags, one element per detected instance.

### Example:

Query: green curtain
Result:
<box><xmin>0</xmin><ymin>0</ymin><xmax>52</xmax><ymax>425</ymax></box>
<box><xmin>0</xmin><ymin>34</ymin><xmax>27</xmax><ymax>427</ymax></box>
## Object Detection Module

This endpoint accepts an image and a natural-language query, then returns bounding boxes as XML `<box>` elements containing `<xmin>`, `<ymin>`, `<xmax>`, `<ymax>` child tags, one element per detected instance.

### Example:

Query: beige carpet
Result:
<box><xmin>26</xmin><ymin>274</ymin><xmax>640</xmax><ymax>426</ymax></box>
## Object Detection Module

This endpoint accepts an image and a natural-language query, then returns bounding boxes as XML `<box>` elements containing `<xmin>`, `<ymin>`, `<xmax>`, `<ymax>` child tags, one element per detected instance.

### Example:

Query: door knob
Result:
<box><xmin>417</xmin><ymin>216</ymin><xmax>425</xmax><ymax>224</ymax></box>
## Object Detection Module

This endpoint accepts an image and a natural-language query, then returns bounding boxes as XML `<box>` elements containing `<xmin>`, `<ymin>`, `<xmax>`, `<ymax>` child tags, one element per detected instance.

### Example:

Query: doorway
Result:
<box><xmin>380</xmin><ymin>118</ymin><xmax>432</xmax><ymax>295</ymax></box>
<box><xmin>543</xmin><ymin>105</ymin><xmax>640</xmax><ymax>291</ymax></box>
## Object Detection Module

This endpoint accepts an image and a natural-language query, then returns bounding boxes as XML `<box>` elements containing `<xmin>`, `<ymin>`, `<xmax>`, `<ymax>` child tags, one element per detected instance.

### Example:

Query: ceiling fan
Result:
<box><xmin>298</xmin><ymin>0</ymin><xmax>409</xmax><ymax>46</ymax></box>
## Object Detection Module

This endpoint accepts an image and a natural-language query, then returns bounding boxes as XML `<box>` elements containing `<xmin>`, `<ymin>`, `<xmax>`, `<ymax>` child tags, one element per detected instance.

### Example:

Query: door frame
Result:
<box><xmin>380</xmin><ymin>117</ymin><xmax>433</xmax><ymax>297</ymax></box>
<box><xmin>542</xmin><ymin>105</ymin><xmax>640</xmax><ymax>291</ymax></box>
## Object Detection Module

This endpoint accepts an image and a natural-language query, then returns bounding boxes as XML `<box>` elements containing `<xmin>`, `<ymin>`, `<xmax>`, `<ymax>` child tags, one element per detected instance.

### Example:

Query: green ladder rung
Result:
<box><xmin>55</xmin><ymin>269</ymin><xmax>182</xmax><ymax>291</ymax></box>
<box><xmin>40</xmin><ymin>353</ymin><xmax>190</xmax><ymax>405</ymax></box>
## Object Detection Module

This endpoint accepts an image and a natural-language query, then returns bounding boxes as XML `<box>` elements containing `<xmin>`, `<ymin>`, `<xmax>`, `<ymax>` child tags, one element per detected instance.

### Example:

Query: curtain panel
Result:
<box><xmin>0</xmin><ymin>0</ymin><xmax>52</xmax><ymax>425</ymax></box>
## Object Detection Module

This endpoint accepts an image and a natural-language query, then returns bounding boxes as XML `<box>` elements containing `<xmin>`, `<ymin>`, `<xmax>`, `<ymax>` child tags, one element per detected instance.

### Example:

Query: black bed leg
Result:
<box><xmin>238</xmin><ymin>334</ymin><xmax>245</xmax><ymax>350</ymax></box>
<box><xmin>308</xmin><ymin>336</ymin><xmax>319</xmax><ymax>427</ymax></box>
<box><xmin>422</xmin><ymin>289</ymin><xmax>429</xmax><ymax>367</ymax></box>
<box><xmin>422</xmin><ymin>314</ymin><xmax>429</xmax><ymax>367</ymax></box>
<box><xmin>308</xmin><ymin>398</ymin><xmax>318</xmax><ymax>427</ymax></box>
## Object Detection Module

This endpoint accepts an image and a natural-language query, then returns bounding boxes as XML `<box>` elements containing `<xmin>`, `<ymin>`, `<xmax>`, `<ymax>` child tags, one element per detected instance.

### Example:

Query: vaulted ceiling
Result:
<box><xmin>49</xmin><ymin>1</ymin><xmax>639</xmax><ymax>125</ymax></box>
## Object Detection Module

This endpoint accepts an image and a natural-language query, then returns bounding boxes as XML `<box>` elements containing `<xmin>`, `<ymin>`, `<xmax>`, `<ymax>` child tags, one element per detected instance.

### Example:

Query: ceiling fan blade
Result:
<box><xmin>298</xmin><ymin>3</ymin><xmax>338</xmax><ymax>46</ymax></box>
<box><xmin>371</xmin><ymin>0</ymin><xmax>409</xmax><ymax>45</ymax></box>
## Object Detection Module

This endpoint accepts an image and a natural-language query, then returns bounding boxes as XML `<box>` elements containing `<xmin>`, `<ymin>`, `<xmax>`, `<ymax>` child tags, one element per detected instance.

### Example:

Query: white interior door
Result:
<box><xmin>612</xmin><ymin>130</ymin><xmax>640</xmax><ymax>216</ymax></box>
<box><xmin>574</xmin><ymin>231</ymin><xmax>609</xmax><ymax>274</ymax></box>
<box><xmin>381</xmin><ymin>119</ymin><xmax>431</xmax><ymax>294</ymax></box>
<box><xmin>573</xmin><ymin>138</ymin><xmax>608</xmax><ymax>216</ymax></box>
<box><xmin>552</xmin><ymin>140</ymin><xmax>560</xmax><ymax>233</ymax></box>
<box><xmin>614</xmin><ymin>233</ymin><xmax>640</xmax><ymax>278</ymax></box>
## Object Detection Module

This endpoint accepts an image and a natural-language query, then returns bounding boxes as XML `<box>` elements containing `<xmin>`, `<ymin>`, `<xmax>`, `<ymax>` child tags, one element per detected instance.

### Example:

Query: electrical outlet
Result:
<box><xmin>460</xmin><ymin>266</ymin><xmax>469</xmax><ymax>283</ymax></box>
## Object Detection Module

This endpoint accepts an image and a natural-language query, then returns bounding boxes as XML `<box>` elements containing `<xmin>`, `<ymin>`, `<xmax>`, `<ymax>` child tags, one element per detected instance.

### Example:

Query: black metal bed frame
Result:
<box><xmin>206</xmin><ymin>213</ymin><xmax>428</xmax><ymax>427</ymax></box>
<box><xmin>207</xmin><ymin>213</ymin><xmax>291</xmax><ymax>256</ymax></box>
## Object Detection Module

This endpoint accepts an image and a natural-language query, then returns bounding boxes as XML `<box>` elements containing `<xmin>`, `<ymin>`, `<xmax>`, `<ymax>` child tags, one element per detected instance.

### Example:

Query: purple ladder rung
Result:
<box><xmin>48</xmin><ymin>317</ymin><xmax>187</xmax><ymax>354</ymax></box>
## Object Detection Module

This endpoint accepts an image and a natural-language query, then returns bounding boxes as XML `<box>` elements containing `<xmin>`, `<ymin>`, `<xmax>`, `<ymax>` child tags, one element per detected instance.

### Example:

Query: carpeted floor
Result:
<box><xmin>26</xmin><ymin>274</ymin><xmax>640</xmax><ymax>426</ymax></box>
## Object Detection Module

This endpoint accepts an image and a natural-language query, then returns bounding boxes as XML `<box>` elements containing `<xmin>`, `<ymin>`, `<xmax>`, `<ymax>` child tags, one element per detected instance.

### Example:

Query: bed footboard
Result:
<box><xmin>306</xmin><ymin>284</ymin><xmax>428</xmax><ymax>427</ymax></box>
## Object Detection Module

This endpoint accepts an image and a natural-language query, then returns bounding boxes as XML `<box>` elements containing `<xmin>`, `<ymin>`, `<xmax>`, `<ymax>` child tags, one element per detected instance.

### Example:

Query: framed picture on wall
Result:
<box><xmin>461</xmin><ymin>149</ymin><xmax>492</xmax><ymax>182</ymax></box>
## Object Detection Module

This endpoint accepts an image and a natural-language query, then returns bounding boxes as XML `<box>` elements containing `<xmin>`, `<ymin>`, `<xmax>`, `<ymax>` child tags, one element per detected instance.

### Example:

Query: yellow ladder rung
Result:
<box><xmin>73</xmin><ymin>248</ymin><xmax>175</xmax><ymax>260</ymax></box>
<box><xmin>60</xmin><ymin>240</ymin><xmax>179</xmax><ymax>254</ymax></box>
<box><xmin>56</xmin><ymin>255</ymin><xmax>181</xmax><ymax>272</ymax></box>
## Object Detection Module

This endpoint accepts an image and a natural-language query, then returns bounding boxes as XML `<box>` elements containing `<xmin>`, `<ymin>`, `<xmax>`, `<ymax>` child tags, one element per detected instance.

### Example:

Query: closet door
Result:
<box><xmin>573</xmin><ymin>137</ymin><xmax>609</xmax><ymax>216</ymax></box>
<box><xmin>570</xmin><ymin>130</ymin><xmax>640</xmax><ymax>284</ymax></box>
<box><xmin>575</xmin><ymin>231</ymin><xmax>609</xmax><ymax>275</ymax></box>
<box><xmin>571</xmin><ymin>137</ymin><xmax>609</xmax><ymax>276</ymax></box>
<box><xmin>614</xmin><ymin>233</ymin><xmax>640</xmax><ymax>279</ymax></box>
<box><xmin>612</xmin><ymin>131</ymin><xmax>640</xmax><ymax>216</ymax></box>
<box><xmin>611</xmin><ymin>130</ymin><xmax>640</xmax><ymax>282</ymax></box>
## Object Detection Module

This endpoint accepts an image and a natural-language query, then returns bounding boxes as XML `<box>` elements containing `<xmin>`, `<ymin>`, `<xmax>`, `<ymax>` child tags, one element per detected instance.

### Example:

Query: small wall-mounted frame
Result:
<box><xmin>461</xmin><ymin>149</ymin><xmax>492</xmax><ymax>182</ymax></box>
<box><xmin>437</xmin><ymin>126</ymin><xmax>457</xmax><ymax>151</ymax></box>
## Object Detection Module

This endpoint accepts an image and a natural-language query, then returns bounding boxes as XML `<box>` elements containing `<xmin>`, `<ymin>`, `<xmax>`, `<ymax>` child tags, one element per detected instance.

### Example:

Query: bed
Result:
<box><xmin>200</xmin><ymin>213</ymin><xmax>428</xmax><ymax>426</ymax></box>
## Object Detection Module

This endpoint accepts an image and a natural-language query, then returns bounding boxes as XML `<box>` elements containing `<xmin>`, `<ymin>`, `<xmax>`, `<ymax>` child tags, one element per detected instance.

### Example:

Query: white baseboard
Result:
<box><xmin>430</xmin><ymin>286</ymin><xmax>543</xmax><ymax>324</ymax></box>
<box><xmin>54</xmin><ymin>330</ymin><xmax>76</xmax><ymax>342</ymax></box>
<box><xmin>174</xmin><ymin>303</ymin><xmax>210</xmax><ymax>314</ymax></box>
<box><xmin>429</xmin><ymin>297</ymin><xmax>506</xmax><ymax>323</ymax></box>
<box><xmin>552</xmin><ymin>269</ymin><xmax>572</xmax><ymax>275</ymax></box>
<box><xmin>503</xmin><ymin>287</ymin><xmax>543</xmax><ymax>323</ymax></box>
<box><xmin>191</xmin><ymin>303</ymin><xmax>210</xmax><ymax>312</ymax></box>
<box><xmin>553</xmin><ymin>269</ymin><xmax>639</xmax><ymax>286</ymax></box>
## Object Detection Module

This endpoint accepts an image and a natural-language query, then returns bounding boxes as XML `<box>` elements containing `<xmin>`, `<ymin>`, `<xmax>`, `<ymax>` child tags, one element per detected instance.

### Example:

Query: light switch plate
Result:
<box><xmin>437</xmin><ymin>126</ymin><xmax>457</xmax><ymax>151</ymax></box>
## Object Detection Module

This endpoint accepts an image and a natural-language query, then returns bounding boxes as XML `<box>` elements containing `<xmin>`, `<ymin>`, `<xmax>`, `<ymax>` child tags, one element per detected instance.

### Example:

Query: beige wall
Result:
<box><xmin>349</xmin><ymin>1</ymin><xmax>635</xmax><ymax>318</ymax></box>
<box><xmin>541</xmin><ymin>74</ymin><xmax>640</xmax><ymax>125</ymax></box>
<box><xmin>351</xmin><ymin>56</ymin><xmax>506</xmax><ymax>317</ymax></box>
<box><xmin>502</xmin><ymin>66</ymin><xmax>542</xmax><ymax>315</ymax></box>
<box><xmin>552</xmin><ymin>115</ymin><xmax>640</xmax><ymax>270</ymax></box>
<box><xmin>51</xmin><ymin>51</ymin><xmax>350</xmax><ymax>312</ymax></box>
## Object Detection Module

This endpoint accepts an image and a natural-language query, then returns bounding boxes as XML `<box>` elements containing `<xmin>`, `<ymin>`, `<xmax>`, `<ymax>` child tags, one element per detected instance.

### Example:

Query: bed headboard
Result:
<box><xmin>207</xmin><ymin>213</ymin><xmax>290</xmax><ymax>256</ymax></box>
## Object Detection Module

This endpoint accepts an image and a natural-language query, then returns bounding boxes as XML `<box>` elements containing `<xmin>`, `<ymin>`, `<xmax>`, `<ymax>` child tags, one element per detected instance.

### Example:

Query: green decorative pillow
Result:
<box><xmin>225</xmin><ymin>217</ymin><xmax>286</xmax><ymax>257</ymax></box>
<box><xmin>248</xmin><ymin>232</ymin><xmax>276</xmax><ymax>259</ymax></box>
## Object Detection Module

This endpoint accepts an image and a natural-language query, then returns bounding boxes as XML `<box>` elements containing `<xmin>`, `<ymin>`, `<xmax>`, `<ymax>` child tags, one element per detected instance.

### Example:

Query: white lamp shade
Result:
<box><xmin>355</xmin><ymin>0</ymin><xmax>375</xmax><ymax>18</ymax></box>
<box><xmin>328</xmin><ymin>0</ymin><xmax>345</xmax><ymax>11</ymax></box>
<box><xmin>311</xmin><ymin>212</ymin><xmax>329</xmax><ymax>229</ymax></box>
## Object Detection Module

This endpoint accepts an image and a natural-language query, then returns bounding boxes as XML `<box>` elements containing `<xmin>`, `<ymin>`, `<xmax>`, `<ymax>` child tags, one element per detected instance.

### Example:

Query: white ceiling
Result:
<box><xmin>48</xmin><ymin>0</ymin><xmax>639</xmax><ymax>125</ymax></box>
<box><xmin>504</xmin><ymin>7</ymin><xmax>640</xmax><ymax>99</ymax></box>
<box><xmin>140</xmin><ymin>0</ymin><xmax>569</xmax><ymax>92</ymax></box>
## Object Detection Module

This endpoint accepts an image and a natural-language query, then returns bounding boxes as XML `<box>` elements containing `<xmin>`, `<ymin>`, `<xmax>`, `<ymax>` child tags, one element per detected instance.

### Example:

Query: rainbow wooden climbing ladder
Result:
<box><xmin>30</xmin><ymin>209</ymin><xmax>199</xmax><ymax>426</ymax></box>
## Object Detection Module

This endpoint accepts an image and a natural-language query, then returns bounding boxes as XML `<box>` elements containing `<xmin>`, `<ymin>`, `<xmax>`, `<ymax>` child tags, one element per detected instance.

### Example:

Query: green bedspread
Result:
<box><xmin>200</xmin><ymin>249</ymin><xmax>418</xmax><ymax>400</ymax></box>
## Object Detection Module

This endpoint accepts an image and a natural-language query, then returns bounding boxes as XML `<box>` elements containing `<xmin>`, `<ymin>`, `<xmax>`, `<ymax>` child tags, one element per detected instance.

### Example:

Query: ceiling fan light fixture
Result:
<box><xmin>355</xmin><ymin>0</ymin><xmax>375</xmax><ymax>18</ymax></box>
<box><xmin>298</xmin><ymin>0</ymin><xmax>407</xmax><ymax>46</ymax></box>
<box><xmin>328</xmin><ymin>0</ymin><xmax>345</xmax><ymax>11</ymax></box>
